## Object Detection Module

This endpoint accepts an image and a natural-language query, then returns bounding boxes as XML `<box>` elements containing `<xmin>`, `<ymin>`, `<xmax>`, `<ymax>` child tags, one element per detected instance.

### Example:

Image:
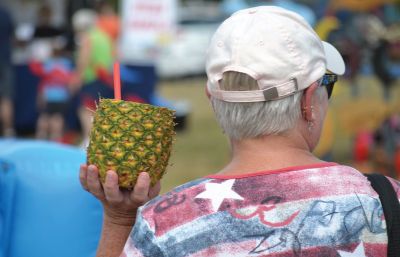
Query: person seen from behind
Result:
<box><xmin>80</xmin><ymin>6</ymin><xmax>400</xmax><ymax>256</ymax></box>
<box><xmin>71</xmin><ymin>8</ymin><xmax>115</xmax><ymax>147</ymax></box>
<box><xmin>29</xmin><ymin>38</ymin><xmax>73</xmax><ymax>142</ymax></box>
<box><xmin>33</xmin><ymin>4</ymin><xmax>65</xmax><ymax>39</ymax></box>
<box><xmin>95</xmin><ymin>0</ymin><xmax>120</xmax><ymax>44</ymax></box>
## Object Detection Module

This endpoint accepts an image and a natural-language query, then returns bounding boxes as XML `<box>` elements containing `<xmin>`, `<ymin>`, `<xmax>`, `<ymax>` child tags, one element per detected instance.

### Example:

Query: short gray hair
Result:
<box><xmin>210</xmin><ymin>71</ymin><xmax>305</xmax><ymax>140</ymax></box>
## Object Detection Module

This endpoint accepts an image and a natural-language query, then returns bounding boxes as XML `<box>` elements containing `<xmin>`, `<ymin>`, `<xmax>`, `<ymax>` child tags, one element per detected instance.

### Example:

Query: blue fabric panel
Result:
<box><xmin>0</xmin><ymin>157</ymin><xmax>16</xmax><ymax>257</ymax></box>
<box><xmin>0</xmin><ymin>140</ymin><xmax>103</xmax><ymax>257</ymax></box>
<box><xmin>121</xmin><ymin>64</ymin><xmax>157</xmax><ymax>103</ymax></box>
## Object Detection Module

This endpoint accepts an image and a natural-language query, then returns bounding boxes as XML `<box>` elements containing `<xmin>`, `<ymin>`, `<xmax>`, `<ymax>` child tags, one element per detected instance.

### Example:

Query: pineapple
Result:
<box><xmin>87</xmin><ymin>99</ymin><xmax>175</xmax><ymax>189</ymax></box>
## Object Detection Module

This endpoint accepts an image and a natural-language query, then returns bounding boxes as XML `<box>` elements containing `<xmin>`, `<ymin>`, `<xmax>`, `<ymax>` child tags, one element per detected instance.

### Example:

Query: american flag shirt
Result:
<box><xmin>121</xmin><ymin>163</ymin><xmax>400</xmax><ymax>256</ymax></box>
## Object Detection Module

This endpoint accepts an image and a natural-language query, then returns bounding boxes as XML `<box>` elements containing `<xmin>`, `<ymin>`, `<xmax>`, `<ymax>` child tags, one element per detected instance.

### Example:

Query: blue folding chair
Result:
<box><xmin>0</xmin><ymin>140</ymin><xmax>103</xmax><ymax>257</ymax></box>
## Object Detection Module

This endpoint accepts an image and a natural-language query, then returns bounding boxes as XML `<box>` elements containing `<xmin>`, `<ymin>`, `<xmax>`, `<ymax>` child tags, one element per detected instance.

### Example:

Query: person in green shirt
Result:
<box><xmin>71</xmin><ymin>9</ymin><xmax>115</xmax><ymax>146</ymax></box>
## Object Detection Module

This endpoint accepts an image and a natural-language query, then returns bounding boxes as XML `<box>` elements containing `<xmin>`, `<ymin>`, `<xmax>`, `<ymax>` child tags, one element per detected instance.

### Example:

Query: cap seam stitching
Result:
<box><xmin>278</xmin><ymin>21</ymin><xmax>304</xmax><ymax>80</ymax></box>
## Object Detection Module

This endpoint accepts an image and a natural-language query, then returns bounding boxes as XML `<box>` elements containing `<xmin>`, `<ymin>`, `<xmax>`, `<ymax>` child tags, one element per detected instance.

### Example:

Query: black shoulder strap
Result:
<box><xmin>365</xmin><ymin>173</ymin><xmax>400</xmax><ymax>257</ymax></box>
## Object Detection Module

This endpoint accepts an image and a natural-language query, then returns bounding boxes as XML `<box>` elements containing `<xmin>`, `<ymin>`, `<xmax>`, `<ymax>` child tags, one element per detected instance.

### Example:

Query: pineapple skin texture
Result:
<box><xmin>87</xmin><ymin>99</ymin><xmax>175</xmax><ymax>189</ymax></box>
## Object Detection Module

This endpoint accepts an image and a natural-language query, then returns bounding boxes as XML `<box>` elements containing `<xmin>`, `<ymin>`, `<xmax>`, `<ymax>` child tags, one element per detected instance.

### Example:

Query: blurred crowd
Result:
<box><xmin>0</xmin><ymin>0</ymin><xmax>400</xmax><ymax>177</ymax></box>
<box><xmin>0</xmin><ymin>0</ymin><xmax>122</xmax><ymax>146</ymax></box>
<box><xmin>311</xmin><ymin>0</ymin><xmax>400</xmax><ymax>179</ymax></box>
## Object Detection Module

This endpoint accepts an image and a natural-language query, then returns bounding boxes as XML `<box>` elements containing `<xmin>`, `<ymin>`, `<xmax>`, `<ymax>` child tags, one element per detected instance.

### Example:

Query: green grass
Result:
<box><xmin>158</xmin><ymin>77</ymin><xmax>230</xmax><ymax>193</ymax></box>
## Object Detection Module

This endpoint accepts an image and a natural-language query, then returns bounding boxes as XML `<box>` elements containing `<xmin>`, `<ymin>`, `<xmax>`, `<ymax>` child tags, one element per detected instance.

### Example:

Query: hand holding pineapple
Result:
<box><xmin>81</xmin><ymin>62</ymin><xmax>174</xmax><ymax>227</ymax></box>
<box><xmin>79</xmin><ymin>164</ymin><xmax>161</xmax><ymax>226</ymax></box>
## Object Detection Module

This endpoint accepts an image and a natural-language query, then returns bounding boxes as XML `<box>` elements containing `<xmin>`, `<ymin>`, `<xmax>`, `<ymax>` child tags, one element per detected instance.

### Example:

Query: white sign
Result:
<box><xmin>119</xmin><ymin>0</ymin><xmax>177</xmax><ymax>64</ymax></box>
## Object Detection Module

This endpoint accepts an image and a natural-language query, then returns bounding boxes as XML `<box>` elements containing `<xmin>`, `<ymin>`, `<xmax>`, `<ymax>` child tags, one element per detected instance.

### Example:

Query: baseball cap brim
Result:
<box><xmin>323</xmin><ymin>41</ymin><xmax>345</xmax><ymax>75</ymax></box>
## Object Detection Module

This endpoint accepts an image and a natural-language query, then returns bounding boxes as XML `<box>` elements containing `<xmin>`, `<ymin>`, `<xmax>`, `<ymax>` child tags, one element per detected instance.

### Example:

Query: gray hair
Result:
<box><xmin>210</xmin><ymin>71</ymin><xmax>324</xmax><ymax>140</ymax></box>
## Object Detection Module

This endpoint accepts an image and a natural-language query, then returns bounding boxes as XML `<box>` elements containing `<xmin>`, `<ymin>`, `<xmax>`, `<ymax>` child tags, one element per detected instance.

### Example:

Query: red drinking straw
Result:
<box><xmin>113</xmin><ymin>62</ymin><xmax>121</xmax><ymax>100</ymax></box>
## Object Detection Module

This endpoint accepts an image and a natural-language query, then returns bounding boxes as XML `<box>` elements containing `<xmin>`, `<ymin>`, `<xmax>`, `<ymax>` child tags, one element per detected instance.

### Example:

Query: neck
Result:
<box><xmin>218</xmin><ymin>129</ymin><xmax>323</xmax><ymax>176</ymax></box>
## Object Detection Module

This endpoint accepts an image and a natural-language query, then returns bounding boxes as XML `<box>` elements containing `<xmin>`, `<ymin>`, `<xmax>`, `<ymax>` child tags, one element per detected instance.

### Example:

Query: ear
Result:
<box><xmin>205</xmin><ymin>85</ymin><xmax>211</xmax><ymax>99</ymax></box>
<box><xmin>300</xmin><ymin>82</ymin><xmax>319</xmax><ymax>121</ymax></box>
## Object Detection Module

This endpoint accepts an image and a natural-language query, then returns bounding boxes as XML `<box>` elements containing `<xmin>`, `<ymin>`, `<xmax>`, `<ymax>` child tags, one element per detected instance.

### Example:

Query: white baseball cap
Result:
<box><xmin>206</xmin><ymin>6</ymin><xmax>345</xmax><ymax>102</ymax></box>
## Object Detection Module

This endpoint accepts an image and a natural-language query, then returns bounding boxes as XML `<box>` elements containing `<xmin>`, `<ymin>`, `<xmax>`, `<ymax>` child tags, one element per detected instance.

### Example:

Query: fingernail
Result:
<box><xmin>139</xmin><ymin>172</ymin><xmax>149</xmax><ymax>179</ymax></box>
<box><xmin>88</xmin><ymin>166</ymin><xmax>96</xmax><ymax>176</ymax></box>
<box><xmin>106</xmin><ymin>171</ymin><xmax>113</xmax><ymax>181</ymax></box>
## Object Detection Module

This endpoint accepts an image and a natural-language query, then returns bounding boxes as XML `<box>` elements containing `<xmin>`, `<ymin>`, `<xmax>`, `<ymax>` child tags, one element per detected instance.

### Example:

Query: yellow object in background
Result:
<box><xmin>314</xmin><ymin>108</ymin><xmax>335</xmax><ymax>158</ymax></box>
<box><xmin>315</xmin><ymin>16</ymin><xmax>340</xmax><ymax>41</ymax></box>
<box><xmin>329</xmin><ymin>0</ymin><xmax>394</xmax><ymax>12</ymax></box>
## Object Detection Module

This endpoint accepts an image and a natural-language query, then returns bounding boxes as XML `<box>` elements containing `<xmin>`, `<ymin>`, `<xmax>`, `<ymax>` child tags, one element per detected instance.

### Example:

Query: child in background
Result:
<box><xmin>29</xmin><ymin>38</ymin><xmax>73</xmax><ymax>142</ymax></box>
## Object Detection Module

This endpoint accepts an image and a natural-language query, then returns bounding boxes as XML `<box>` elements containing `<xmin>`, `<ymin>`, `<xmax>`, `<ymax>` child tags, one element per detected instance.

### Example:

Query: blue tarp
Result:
<box><xmin>0</xmin><ymin>140</ymin><xmax>103</xmax><ymax>257</ymax></box>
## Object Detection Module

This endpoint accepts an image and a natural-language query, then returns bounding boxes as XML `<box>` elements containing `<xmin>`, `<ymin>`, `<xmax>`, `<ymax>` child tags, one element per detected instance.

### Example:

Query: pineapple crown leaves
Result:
<box><xmin>86</xmin><ymin>93</ymin><xmax>106</xmax><ymax>113</ymax></box>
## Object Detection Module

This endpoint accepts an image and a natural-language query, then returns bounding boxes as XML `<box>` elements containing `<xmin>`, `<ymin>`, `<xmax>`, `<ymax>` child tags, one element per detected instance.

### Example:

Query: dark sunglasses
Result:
<box><xmin>319</xmin><ymin>74</ymin><xmax>338</xmax><ymax>99</ymax></box>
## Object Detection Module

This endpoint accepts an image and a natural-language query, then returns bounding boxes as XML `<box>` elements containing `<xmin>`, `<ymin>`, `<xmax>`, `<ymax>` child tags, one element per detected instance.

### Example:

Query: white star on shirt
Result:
<box><xmin>337</xmin><ymin>243</ymin><xmax>366</xmax><ymax>257</ymax></box>
<box><xmin>195</xmin><ymin>179</ymin><xmax>244</xmax><ymax>211</ymax></box>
